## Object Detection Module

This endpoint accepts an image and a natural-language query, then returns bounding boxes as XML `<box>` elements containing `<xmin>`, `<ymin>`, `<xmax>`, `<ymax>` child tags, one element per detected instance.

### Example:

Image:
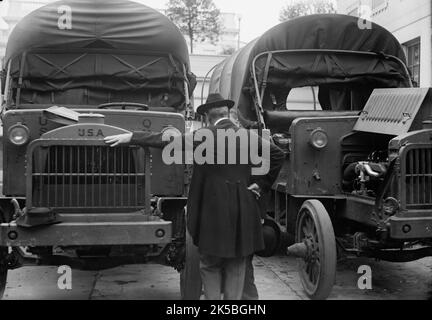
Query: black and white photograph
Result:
<box><xmin>0</xmin><ymin>0</ymin><xmax>431</xmax><ymax>308</ymax></box>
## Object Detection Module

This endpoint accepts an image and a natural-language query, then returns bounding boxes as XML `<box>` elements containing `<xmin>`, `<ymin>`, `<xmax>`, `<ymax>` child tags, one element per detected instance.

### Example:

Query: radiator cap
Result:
<box><xmin>78</xmin><ymin>113</ymin><xmax>105</xmax><ymax>124</ymax></box>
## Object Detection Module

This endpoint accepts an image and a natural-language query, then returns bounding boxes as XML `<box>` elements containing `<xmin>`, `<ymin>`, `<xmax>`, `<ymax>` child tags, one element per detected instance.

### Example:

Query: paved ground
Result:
<box><xmin>3</xmin><ymin>255</ymin><xmax>432</xmax><ymax>300</ymax></box>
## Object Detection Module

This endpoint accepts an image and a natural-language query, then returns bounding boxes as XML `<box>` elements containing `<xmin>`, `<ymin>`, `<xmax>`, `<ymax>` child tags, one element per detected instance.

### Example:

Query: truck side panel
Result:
<box><xmin>286</xmin><ymin>117</ymin><xmax>358</xmax><ymax>195</ymax></box>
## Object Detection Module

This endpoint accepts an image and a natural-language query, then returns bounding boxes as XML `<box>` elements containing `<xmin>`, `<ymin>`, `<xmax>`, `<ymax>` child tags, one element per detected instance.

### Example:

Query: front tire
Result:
<box><xmin>295</xmin><ymin>200</ymin><xmax>336</xmax><ymax>300</ymax></box>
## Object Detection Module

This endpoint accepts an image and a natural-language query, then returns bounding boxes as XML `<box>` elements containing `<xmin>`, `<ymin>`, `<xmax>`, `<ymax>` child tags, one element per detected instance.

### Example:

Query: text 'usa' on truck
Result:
<box><xmin>208</xmin><ymin>14</ymin><xmax>432</xmax><ymax>300</ymax></box>
<box><xmin>0</xmin><ymin>0</ymin><xmax>199</xmax><ymax>299</ymax></box>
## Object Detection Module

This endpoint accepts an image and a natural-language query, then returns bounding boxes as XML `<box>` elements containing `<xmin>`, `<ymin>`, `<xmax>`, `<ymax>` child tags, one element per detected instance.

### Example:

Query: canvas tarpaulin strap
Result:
<box><xmin>253</xmin><ymin>51</ymin><xmax>408</xmax><ymax>89</ymax></box>
<box><xmin>11</xmin><ymin>52</ymin><xmax>186</xmax><ymax>92</ymax></box>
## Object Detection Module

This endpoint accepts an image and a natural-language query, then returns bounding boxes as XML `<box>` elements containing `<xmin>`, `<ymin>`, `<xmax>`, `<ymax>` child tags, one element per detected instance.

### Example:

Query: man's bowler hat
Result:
<box><xmin>196</xmin><ymin>93</ymin><xmax>235</xmax><ymax>116</ymax></box>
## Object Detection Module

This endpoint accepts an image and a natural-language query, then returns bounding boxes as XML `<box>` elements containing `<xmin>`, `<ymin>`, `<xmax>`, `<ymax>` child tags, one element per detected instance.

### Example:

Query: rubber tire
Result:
<box><xmin>296</xmin><ymin>200</ymin><xmax>336</xmax><ymax>300</ymax></box>
<box><xmin>180</xmin><ymin>229</ymin><xmax>202</xmax><ymax>300</ymax></box>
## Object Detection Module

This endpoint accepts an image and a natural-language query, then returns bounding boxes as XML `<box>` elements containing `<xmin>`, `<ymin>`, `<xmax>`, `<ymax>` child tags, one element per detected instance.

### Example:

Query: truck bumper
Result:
<box><xmin>390</xmin><ymin>216</ymin><xmax>432</xmax><ymax>240</ymax></box>
<box><xmin>0</xmin><ymin>218</ymin><xmax>172</xmax><ymax>247</ymax></box>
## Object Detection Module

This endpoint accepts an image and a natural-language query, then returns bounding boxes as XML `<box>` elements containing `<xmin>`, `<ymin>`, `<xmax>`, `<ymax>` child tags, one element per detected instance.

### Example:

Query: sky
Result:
<box><xmin>134</xmin><ymin>0</ymin><xmax>302</xmax><ymax>43</ymax></box>
<box><xmin>0</xmin><ymin>0</ymin><xmax>338</xmax><ymax>43</ymax></box>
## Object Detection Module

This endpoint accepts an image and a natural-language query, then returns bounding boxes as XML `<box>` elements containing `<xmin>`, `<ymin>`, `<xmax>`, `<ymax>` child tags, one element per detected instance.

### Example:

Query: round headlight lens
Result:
<box><xmin>309</xmin><ymin>128</ymin><xmax>328</xmax><ymax>150</ymax></box>
<box><xmin>383</xmin><ymin>197</ymin><xmax>399</xmax><ymax>216</ymax></box>
<box><xmin>8</xmin><ymin>124</ymin><xmax>30</xmax><ymax>146</ymax></box>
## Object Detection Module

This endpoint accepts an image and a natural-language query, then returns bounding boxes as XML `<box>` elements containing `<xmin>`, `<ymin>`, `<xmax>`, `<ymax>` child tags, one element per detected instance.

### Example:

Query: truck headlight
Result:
<box><xmin>309</xmin><ymin>128</ymin><xmax>328</xmax><ymax>150</ymax></box>
<box><xmin>383</xmin><ymin>197</ymin><xmax>399</xmax><ymax>216</ymax></box>
<box><xmin>8</xmin><ymin>124</ymin><xmax>30</xmax><ymax>146</ymax></box>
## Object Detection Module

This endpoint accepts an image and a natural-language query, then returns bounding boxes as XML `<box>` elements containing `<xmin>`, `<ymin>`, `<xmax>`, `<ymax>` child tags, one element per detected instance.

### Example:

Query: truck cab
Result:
<box><xmin>0</xmin><ymin>0</ymin><xmax>196</xmax><ymax>298</ymax></box>
<box><xmin>208</xmin><ymin>14</ymin><xmax>432</xmax><ymax>300</ymax></box>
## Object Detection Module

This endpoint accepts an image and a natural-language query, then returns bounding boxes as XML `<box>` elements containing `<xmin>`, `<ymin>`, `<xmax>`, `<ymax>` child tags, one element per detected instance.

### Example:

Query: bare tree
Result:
<box><xmin>166</xmin><ymin>0</ymin><xmax>221</xmax><ymax>53</ymax></box>
<box><xmin>280</xmin><ymin>0</ymin><xmax>336</xmax><ymax>22</ymax></box>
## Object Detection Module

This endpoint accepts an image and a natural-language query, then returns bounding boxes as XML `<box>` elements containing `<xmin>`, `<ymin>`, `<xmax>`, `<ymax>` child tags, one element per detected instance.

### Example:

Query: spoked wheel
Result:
<box><xmin>180</xmin><ymin>228</ymin><xmax>202</xmax><ymax>300</ymax></box>
<box><xmin>295</xmin><ymin>200</ymin><xmax>336</xmax><ymax>300</ymax></box>
<box><xmin>0</xmin><ymin>247</ymin><xmax>7</xmax><ymax>299</ymax></box>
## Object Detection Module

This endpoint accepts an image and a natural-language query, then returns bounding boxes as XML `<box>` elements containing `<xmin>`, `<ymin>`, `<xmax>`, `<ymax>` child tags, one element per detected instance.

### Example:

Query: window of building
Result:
<box><xmin>404</xmin><ymin>38</ymin><xmax>421</xmax><ymax>87</ymax></box>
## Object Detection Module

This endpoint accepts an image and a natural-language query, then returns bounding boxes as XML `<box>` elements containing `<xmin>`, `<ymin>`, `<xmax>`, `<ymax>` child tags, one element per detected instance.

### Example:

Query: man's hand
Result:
<box><xmin>104</xmin><ymin>133</ymin><xmax>133</xmax><ymax>147</ymax></box>
<box><xmin>248</xmin><ymin>183</ymin><xmax>262</xmax><ymax>200</ymax></box>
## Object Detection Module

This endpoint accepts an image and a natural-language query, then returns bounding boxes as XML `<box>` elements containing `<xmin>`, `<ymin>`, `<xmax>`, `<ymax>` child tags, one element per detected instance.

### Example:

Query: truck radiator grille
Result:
<box><xmin>405</xmin><ymin>147</ymin><xmax>432</xmax><ymax>209</ymax></box>
<box><xmin>29</xmin><ymin>145</ymin><xmax>148</xmax><ymax>211</ymax></box>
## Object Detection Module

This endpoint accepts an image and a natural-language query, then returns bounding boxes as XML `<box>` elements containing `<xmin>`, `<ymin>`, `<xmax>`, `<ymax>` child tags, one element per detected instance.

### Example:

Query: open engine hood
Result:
<box><xmin>354</xmin><ymin>88</ymin><xmax>432</xmax><ymax>136</ymax></box>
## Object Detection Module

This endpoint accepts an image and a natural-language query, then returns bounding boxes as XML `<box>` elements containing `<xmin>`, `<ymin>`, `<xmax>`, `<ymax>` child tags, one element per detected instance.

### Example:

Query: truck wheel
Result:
<box><xmin>180</xmin><ymin>229</ymin><xmax>202</xmax><ymax>300</ymax></box>
<box><xmin>0</xmin><ymin>247</ymin><xmax>7</xmax><ymax>299</ymax></box>
<box><xmin>295</xmin><ymin>200</ymin><xmax>336</xmax><ymax>300</ymax></box>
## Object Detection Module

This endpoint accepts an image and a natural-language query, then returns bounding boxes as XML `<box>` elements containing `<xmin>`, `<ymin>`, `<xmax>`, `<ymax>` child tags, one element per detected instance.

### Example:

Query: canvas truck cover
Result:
<box><xmin>208</xmin><ymin>61</ymin><xmax>225</xmax><ymax>96</ymax></box>
<box><xmin>208</xmin><ymin>49</ymin><xmax>241</xmax><ymax>99</ymax></box>
<box><xmin>4</xmin><ymin>0</ymin><xmax>196</xmax><ymax>107</ymax></box>
<box><xmin>215</xmin><ymin>14</ymin><xmax>412</xmax><ymax>121</ymax></box>
<box><xmin>207</xmin><ymin>39</ymin><xmax>257</xmax><ymax>115</ymax></box>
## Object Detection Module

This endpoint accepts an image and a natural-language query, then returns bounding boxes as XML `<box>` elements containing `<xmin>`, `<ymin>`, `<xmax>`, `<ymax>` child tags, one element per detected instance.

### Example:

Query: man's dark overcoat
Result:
<box><xmin>131</xmin><ymin>119</ymin><xmax>284</xmax><ymax>258</ymax></box>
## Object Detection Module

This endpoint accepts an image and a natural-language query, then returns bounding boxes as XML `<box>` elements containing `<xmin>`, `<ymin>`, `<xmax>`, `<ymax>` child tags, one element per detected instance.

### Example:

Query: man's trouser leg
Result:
<box><xmin>242</xmin><ymin>255</ymin><xmax>259</xmax><ymax>300</ymax></box>
<box><xmin>223</xmin><ymin>256</ymin><xmax>247</xmax><ymax>300</ymax></box>
<box><xmin>200</xmin><ymin>254</ymin><xmax>223</xmax><ymax>300</ymax></box>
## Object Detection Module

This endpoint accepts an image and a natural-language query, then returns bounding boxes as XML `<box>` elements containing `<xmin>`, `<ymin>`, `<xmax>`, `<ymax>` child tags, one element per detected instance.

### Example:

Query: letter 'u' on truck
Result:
<box><xmin>0</xmin><ymin>0</ymin><xmax>200</xmax><ymax>299</ymax></box>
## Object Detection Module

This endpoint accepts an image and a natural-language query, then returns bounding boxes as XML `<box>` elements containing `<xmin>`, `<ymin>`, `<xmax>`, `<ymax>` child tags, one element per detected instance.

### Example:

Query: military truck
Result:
<box><xmin>208</xmin><ymin>15</ymin><xmax>432</xmax><ymax>300</ymax></box>
<box><xmin>0</xmin><ymin>0</ymin><xmax>198</xmax><ymax>298</ymax></box>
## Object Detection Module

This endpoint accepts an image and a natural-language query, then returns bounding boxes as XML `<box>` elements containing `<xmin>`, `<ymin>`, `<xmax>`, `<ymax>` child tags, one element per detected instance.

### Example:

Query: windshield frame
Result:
<box><xmin>251</xmin><ymin>49</ymin><xmax>413</xmax><ymax>128</ymax></box>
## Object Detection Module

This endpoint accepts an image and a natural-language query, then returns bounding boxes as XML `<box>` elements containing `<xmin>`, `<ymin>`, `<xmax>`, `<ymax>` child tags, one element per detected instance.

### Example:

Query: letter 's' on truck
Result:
<box><xmin>0</xmin><ymin>0</ymin><xmax>197</xmax><ymax>299</ymax></box>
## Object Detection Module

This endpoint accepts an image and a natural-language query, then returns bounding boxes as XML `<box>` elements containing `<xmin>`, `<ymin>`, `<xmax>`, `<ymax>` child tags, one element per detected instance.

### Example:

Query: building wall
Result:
<box><xmin>196</xmin><ymin>11</ymin><xmax>241</xmax><ymax>55</ymax></box>
<box><xmin>337</xmin><ymin>0</ymin><xmax>432</xmax><ymax>87</ymax></box>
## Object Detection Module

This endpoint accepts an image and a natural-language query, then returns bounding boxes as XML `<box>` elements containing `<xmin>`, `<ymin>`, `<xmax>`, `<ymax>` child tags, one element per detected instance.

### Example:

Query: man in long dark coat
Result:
<box><xmin>105</xmin><ymin>93</ymin><xmax>284</xmax><ymax>300</ymax></box>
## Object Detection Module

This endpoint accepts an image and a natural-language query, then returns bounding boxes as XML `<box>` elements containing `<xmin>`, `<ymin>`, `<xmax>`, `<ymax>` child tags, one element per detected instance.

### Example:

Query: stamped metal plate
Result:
<box><xmin>354</xmin><ymin>88</ymin><xmax>431</xmax><ymax>136</ymax></box>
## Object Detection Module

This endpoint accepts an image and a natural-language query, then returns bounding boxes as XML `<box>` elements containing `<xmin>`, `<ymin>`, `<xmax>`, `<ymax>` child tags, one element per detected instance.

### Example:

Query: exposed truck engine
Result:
<box><xmin>206</xmin><ymin>14</ymin><xmax>432</xmax><ymax>300</ymax></box>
